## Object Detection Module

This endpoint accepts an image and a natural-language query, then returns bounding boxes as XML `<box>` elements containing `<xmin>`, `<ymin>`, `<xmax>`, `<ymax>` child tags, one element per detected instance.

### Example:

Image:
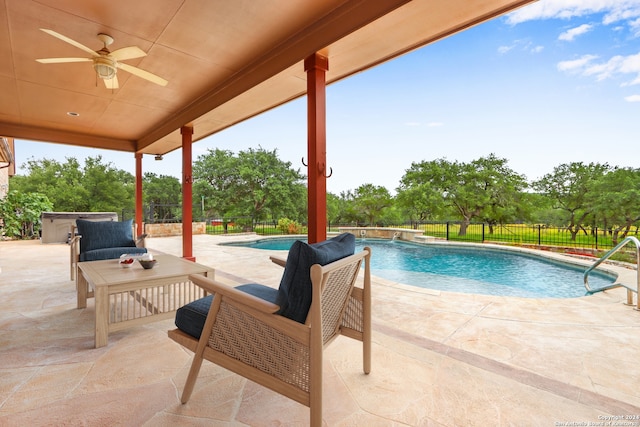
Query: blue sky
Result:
<box><xmin>15</xmin><ymin>0</ymin><xmax>640</xmax><ymax>195</ymax></box>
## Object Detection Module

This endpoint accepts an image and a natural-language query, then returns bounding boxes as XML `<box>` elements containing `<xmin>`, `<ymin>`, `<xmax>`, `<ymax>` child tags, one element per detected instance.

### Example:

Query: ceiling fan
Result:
<box><xmin>36</xmin><ymin>28</ymin><xmax>168</xmax><ymax>89</ymax></box>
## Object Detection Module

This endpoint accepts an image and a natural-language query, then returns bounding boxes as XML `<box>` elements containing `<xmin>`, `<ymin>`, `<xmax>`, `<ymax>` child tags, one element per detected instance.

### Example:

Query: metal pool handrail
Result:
<box><xmin>584</xmin><ymin>235</ymin><xmax>640</xmax><ymax>309</ymax></box>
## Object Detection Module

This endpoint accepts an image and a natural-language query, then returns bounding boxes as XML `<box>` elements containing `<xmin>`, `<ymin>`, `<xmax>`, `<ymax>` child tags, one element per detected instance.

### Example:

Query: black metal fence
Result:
<box><xmin>122</xmin><ymin>205</ymin><xmax>637</xmax><ymax>253</ymax></box>
<box><xmin>413</xmin><ymin>222</ymin><xmax>632</xmax><ymax>251</ymax></box>
<box><xmin>205</xmin><ymin>219</ymin><xmax>636</xmax><ymax>252</ymax></box>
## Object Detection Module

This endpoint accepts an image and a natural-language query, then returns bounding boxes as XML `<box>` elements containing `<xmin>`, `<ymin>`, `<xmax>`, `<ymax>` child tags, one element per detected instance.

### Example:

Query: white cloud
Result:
<box><xmin>507</xmin><ymin>0</ymin><xmax>640</xmax><ymax>27</ymax></box>
<box><xmin>583</xmin><ymin>55</ymin><xmax>625</xmax><ymax>80</ymax></box>
<box><xmin>557</xmin><ymin>54</ymin><xmax>599</xmax><ymax>72</ymax></box>
<box><xmin>622</xmin><ymin>74</ymin><xmax>640</xmax><ymax>86</ymax></box>
<box><xmin>558</xmin><ymin>52</ymin><xmax>640</xmax><ymax>85</ymax></box>
<box><xmin>558</xmin><ymin>23</ymin><xmax>594</xmax><ymax>41</ymax></box>
<box><xmin>624</xmin><ymin>94</ymin><xmax>640</xmax><ymax>101</ymax></box>
<box><xmin>630</xmin><ymin>17</ymin><xmax>640</xmax><ymax>35</ymax></box>
<box><xmin>602</xmin><ymin>1</ymin><xmax>640</xmax><ymax>24</ymax></box>
<box><xmin>498</xmin><ymin>39</ymin><xmax>543</xmax><ymax>54</ymax></box>
<box><xmin>619</xmin><ymin>52</ymin><xmax>640</xmax><ymax>73</ymax></box>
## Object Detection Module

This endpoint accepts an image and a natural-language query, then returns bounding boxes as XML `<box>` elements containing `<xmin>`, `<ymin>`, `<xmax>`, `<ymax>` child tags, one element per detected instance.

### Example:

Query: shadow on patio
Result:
<box><xmin>1</xmin><ymin>234</ymin><xmax>640</xmax><ymax>426</ymax></box>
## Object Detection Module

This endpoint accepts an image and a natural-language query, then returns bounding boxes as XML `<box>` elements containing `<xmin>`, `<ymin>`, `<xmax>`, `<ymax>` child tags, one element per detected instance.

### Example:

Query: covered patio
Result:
<box><xmin>1</xmin><ymin>0</ymin><xmax>536</xmax><ymax>249</ymax></box>
<box><xmin>3</xmin><ymin>1</ymin><xmax>640</xmax><ymax>425</ymax></box>
<box><xmin>1</xmin><ymin>235</ymin><xmax>639</xmax><ymax>425</ymax></box>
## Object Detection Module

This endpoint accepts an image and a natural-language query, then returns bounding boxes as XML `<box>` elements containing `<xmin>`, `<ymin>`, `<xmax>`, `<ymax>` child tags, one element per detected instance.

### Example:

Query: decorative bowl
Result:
<box><xmin>138</xmin><ymin>259</ymin><xmax>158</xmax><ymax>269</ymax></box>
<box><xmin>119</xmin><ymin>257</ymin><xmax>135</xmax><ymax>268</ymax></box>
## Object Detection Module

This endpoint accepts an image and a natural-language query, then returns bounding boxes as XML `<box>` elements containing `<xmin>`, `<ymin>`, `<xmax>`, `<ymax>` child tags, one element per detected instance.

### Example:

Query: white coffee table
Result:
<box><xmin>77</xmin><ymin>254</ymin><xmax>214</xmax><ymax>348</ymax></box>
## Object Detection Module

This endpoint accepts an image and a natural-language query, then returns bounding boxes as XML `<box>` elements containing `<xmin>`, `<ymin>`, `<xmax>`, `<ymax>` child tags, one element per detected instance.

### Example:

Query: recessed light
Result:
<box><xmin>67</xmin><ymin>112</ymin><xmax>80</xmax><ymax>117</ymax></box>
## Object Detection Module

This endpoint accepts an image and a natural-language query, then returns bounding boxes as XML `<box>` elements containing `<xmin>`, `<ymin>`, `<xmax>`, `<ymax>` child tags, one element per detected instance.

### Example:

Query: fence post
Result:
<box><xmin>538</xmin><ymin>225</ymin><xmax>541</xmax><ymax>246</ymax></box>
<box><xmin>446</xmin><ymin>222</ymin><xmax>450</xmax><ymax>241</ymax></box>
<box><xmin>482</xmin><ymin>223</ymin><xmax>485</xmax><ymax>242</ymax></box>
<box><xmin>595</xmin><ymin>227</ymin><xmax>598</xmax><ymax>250</ymax></box>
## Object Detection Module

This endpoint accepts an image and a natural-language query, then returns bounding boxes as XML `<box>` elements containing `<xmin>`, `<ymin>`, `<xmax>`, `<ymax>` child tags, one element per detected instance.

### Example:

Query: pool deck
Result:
<box><xmin>1</xmin><ymin>234</ymin><xmax>640</xmax><ymax>426</ymax></box>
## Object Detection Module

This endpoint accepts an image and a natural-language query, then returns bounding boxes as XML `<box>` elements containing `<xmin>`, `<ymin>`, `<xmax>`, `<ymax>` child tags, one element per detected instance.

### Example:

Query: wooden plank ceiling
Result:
<box><xmin>0</xmin><ymin>0</ymin><xmax>535</xmax><ymax>157</ymax></box>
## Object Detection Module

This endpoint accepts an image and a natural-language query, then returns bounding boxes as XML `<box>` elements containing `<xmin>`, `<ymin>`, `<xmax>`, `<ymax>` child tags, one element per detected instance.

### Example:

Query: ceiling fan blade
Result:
<box><xmin>103</xmin><ymin>75</ymin><xmax>119</xmax><ymax>90</ymax></box>
<box><xmin>110</xmin><ymin>46</ymin><xmax>146</xmax><ymax>61</ymax></box>
<box><xmin>118</xmin><ymin>63</ymin><xmax>168</xmax><ymax>86</ymax></box>
<box><xmin>40</xmin><ymin>29</ymin><xmax>98</xmax><ymax>57</ymax></box>
<box><xmin>36</xmin><ymin>57</ymin><xmax>92</xmax><ymax>64</ymax></box>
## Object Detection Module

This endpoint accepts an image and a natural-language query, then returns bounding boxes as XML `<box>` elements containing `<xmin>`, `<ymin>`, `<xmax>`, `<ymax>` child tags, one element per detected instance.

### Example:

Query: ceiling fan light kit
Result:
<box><xmin>35</xmin><ymin>29</ymin><xmax>167</xmax><ymax>89</ymax></box>
<box><xmin>93</xmin><ymin>56</ymin><xmax>117</xmax><ymax>80</ymax></box>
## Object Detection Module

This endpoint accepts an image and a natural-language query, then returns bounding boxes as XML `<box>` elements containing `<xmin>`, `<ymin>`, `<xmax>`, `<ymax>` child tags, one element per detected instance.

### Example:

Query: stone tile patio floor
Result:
<box><xmin>1</xmin><ymin>234</ymin><xmax>640</xmax><ymax>426</ymax></box>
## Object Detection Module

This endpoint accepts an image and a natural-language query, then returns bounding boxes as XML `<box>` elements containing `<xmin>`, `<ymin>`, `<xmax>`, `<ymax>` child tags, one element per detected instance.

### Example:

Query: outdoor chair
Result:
<box><xmin>70</xmin><ymin>219</ymin><xmax>147</xmax><ymax>281</ymax></box>
<box><xmin>168</xmin><ymin>233</ymin><xmax>371</xmax><ymax>427</ymax></box>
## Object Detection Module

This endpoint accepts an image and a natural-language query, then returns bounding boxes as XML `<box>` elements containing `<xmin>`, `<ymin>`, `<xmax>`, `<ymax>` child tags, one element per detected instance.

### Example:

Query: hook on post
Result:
<box><xmin>302</xmin><ymin>158</ymin><xmax>332</xmax><ymax>178</ymax></box>
<box><xmin>319</xmin><ymin>163</ymin><xmax>333</xmax><ymax>179</ymax></box>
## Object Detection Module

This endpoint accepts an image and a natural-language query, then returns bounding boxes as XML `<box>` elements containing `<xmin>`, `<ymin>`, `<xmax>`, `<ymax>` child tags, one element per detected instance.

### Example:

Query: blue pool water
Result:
<box><xmin>227</xmin><ymin>238</ymin><xmax>616</xmax><ymax>298</ymax></box>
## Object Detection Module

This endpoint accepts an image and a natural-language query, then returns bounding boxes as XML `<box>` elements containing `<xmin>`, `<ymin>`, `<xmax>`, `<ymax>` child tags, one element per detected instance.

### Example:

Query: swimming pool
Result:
<box><xmin>227</xmin><ymin>238</ymin><xmax>616</xmax><ymax>298</ymax></box>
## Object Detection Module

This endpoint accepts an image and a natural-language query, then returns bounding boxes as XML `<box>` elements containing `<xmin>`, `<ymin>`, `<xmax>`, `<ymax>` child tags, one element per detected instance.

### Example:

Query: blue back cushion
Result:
<box><xmin>76</xmin><ymin>219</ymin><xmax>136</xmax><ymax>253</ymax></box>
<box><xmin>275</xmin><ymin>233</ymin><xmax>355</xmax><ymax>323</ymax></box>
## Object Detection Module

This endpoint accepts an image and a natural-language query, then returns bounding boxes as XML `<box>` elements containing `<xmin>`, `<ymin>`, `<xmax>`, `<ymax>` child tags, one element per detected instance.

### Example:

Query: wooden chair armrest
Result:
<box><xmin>269</xmin><ymin>256</ymin><xmax>286</xmax><ymax>268</ymax></box>
<box><xmin>188</xmin><ymin>274</ymin><xmax>307</xmax><ymax>341</ymax></box>
<box><xmin>188</xmin><ymin>274</ymin><xmax>280</xmax><ymax>315</ymax></box>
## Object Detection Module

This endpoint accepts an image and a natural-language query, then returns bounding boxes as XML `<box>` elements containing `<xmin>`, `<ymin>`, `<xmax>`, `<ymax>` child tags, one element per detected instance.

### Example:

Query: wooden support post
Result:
<box><xmin>135</xmin><ymin>153</ymin><xmax>143</xmax><ymax>236</ymax></box>
<box><xmin>305</xmin><ymin>53</ymin><xmax>329</xmax><ymax>244</ymax></box>
<box><xmin>181</xmin><ymin>125</ymin><xmax>195</xmax><ymax>261</ymax></box>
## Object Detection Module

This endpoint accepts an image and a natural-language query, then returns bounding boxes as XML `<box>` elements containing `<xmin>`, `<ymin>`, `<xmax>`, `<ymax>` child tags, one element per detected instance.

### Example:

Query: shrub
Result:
<box><xmin>0</xmin><ymin>191</ymin><xmax>53</xmax><ymax>239</ymax></box>
<box><xmin>277</xmin><ymin>218</ymin><xmax>301</xmax><ymax>234</ymax></box>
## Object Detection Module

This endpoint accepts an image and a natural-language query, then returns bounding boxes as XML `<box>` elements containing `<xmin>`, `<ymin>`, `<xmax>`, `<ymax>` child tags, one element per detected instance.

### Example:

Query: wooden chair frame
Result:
<box><xmin>168</xmin><ymin>247</ymin><xmax>371</xmax><ymax>427</ymax></box>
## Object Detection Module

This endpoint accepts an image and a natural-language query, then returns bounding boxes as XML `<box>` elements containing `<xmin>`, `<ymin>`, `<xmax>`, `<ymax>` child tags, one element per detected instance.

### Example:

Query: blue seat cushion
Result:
<box><xmin>175</xmin><ymin>284</ymin><xmax>278</xmax><ymax>339</ymax></box>
<box><xmin>76</xmin><ymin>219</ymin><xmax>138</xmax><ymax>253</ymax></box>
<box><xmin>79</xmin><ymin>247</ymin><xmax>147</xmax><ymax>262</ymax></box>
<box><xmin>275</xmin><ymin>232</ymin><xmax>355</xmax><ymax>323</ymax></box>
<box><xmin>174</xmin><ymin>233</ymin><xmax>355</xmax><ymax>338</ymax></box>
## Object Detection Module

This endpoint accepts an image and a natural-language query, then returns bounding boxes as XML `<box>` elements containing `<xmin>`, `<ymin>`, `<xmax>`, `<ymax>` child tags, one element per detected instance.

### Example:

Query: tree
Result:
<box><xmin>193</xmin><ymin>148</ymin><xmax>237</xmax><ymax>218</ymax></box>
<box><xmin>472</xmin><ymin>155</ymin><xmax>530</xmax><ymax>232</ymax></box>
<box><xmin>0</xmin><ymin>190</ymin><xmax>53</xmax><ymax>239</ymax></box>
<box><xmin>588</xmin><ymin>167</ymin><xmax>640</xmax><ymax>245</ymax></box>
<box><xmin>378</xmin><ymin>204</ymin><xmax>404</xmax><ymax>227</ymax></box>
<box><xmin>527</xmin><ymin>192</ymin><xmax>561</xmax><ymax>226</ymax></box>
<box><xmin>10</xmin><ymin>157</ymin><xmax>89</xmax><ymax>211</ymax></box>
<box><xmin>10</xmin><ymin>156</ymin><xmax>135</xmax><ymax>215</ymax></box>
<box><xmin>397</xmin><ymin>165</ymin><xmax>448</xmax><ymax>226</ymax></box>
<box><xmin>143</xmin><ymin>173</ymin><xmax>182</xmax><ymax>222</ymax></box>
<box><xmin>397</xmin><ymin>154</ymin><xmax>527</xmax><ymax>235</ymax></box>
<box><xmin>335</xmin><ymin>190</ymin><xmax>361</xmax><ymax>225</ymax></box>
<box><xmin>193</xmin><ymin>147</ymin><xmax>306</xmax><ymax>224</ymax></box>
<box><xmin>326</xmin><ymin>193</ymin><xmax>341</xmax><ymax>226</ymax></box>
<box><xmin>533</xmin><ymin>162</ymin><xmax>609</xmax><ymax>241</ymax></box>
<box><xmin>352</xmin><ymin>184</ymin><xmax>392</xmax><ymax>226</ymax></box>
<box><xmin>82</xmin><ymin>156</ymin><xmax>135</xmax><ymax>213</ymax></box>
<box><xmin>398</xmin><ymin>158</ymin><xmax>475</xmax><ymax>231</ymax></box>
